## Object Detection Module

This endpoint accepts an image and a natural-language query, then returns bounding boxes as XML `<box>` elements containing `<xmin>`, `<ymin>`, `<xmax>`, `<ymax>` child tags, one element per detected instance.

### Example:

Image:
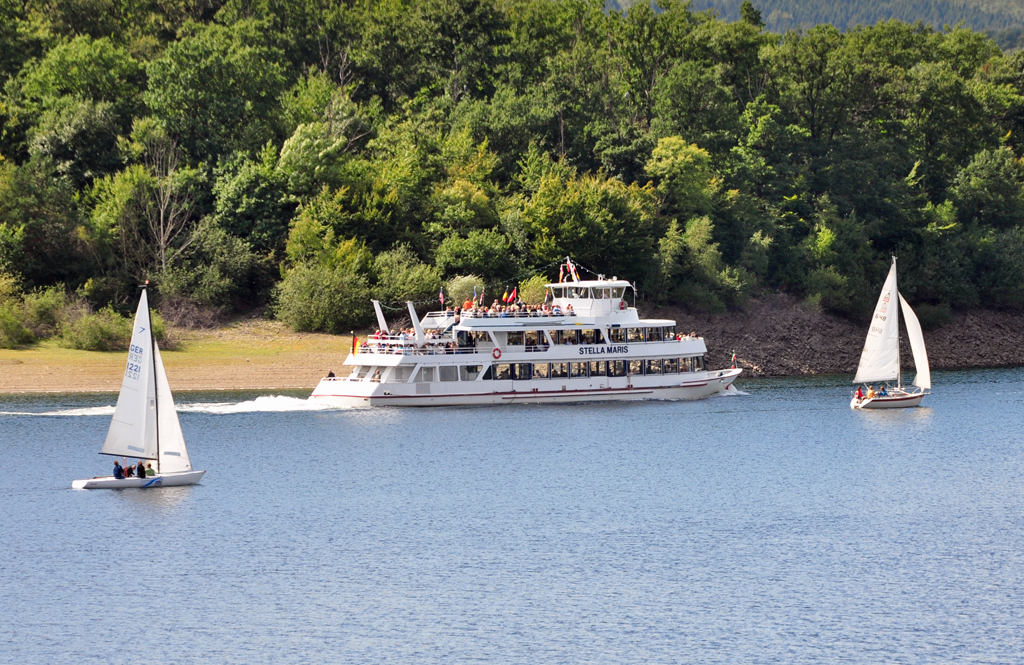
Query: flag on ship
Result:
<box><xmin>472</xmin><ymin>286</ymin><xmax>477</xmax><ymax>303</ymax></box>
<box><xmin>558</xmin><ymin>265</ymin><xmax>564</xmax><ymax>283</ymax></box>
<box><xmin>502</xmin><ymin>287</ymin><xmax>509</xmax><ymax>302</ymax></box>
<box><xmin>510</xmin><ymin>286</ymin><xmax>517</xmax><ymax>302</ymax></box>
<box><xmin>439</xmin><ymin>287</ymin><xmax>444</xmax><ymax>306</ymax></box>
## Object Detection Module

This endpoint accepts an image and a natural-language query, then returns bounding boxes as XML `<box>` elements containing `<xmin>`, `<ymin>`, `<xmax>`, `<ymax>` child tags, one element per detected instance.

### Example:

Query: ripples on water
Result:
<box><xmin>2</xmin><ymin>370</ymin><xmax>1023</xmax><ymax>663</ymax></box>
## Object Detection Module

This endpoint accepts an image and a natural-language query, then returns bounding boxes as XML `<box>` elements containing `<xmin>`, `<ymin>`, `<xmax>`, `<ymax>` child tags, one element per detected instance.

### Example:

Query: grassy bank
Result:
<box><xmin>0</xmin><ymin>319</ymin><xmax>352</xmax><ymax>393</ymax></box>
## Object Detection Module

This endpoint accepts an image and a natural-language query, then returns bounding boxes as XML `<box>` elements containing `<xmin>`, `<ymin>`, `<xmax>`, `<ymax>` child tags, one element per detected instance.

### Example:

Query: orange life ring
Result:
<box><xmin>492</xmin><ymin>348</ymin><xmax>502</xmax><ymax>360</ymax></box>
<box><xmin>619</xmin><ymin>300</ymin><xmax>627</xmax><ymax>310</ymax></box>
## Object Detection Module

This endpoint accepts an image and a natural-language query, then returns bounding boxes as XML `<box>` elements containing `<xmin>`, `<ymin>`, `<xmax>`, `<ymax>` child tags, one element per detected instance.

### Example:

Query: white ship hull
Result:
<box><xmin>312</xmin><ymin>369</ymin><xmax>741</xmax><ymax>407</ymax></box>
<box><xmin>72</xmin><ymin>469</ymin><xmax>206</xmax><ymax>490</ymax></box>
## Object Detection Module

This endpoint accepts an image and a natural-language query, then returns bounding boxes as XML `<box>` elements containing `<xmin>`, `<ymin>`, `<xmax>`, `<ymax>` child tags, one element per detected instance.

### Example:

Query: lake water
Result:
<box><xmin>2</xmin><ymin>369</ymin><xmax>1023</xmax><ymax>663</ymax></box>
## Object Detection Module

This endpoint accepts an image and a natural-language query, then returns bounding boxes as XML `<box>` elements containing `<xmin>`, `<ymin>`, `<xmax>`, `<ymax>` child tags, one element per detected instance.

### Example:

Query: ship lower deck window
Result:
<box><xmin>609</xmin><ymin>360</ymin><xmax>626</xmax><ymax>376</ymax></box>
<box><xmin>694</xmin><ymin>356</ymin><xmax>705</xmax><ymax>371</ymax></box>
<box><xmin>533</xmin><ymin>363</ymin><xmax>549</xmax><ymax>378</ymax></box>
<box><xmin>416</xmin><ymin>367</ymin><xmax>435</xmax><ymax>382</ymax></box>
<box><xmin>439</xmin><ymin>366</ymin><xmax>458</xmax><ymax>382</ymax></box>
<box><xmin>646</xmin><ymin>359</ymin><xmax>662</xmax><ymax>374</ymax></box>
<box><xmin>664</xmin><ymin>358</ymin><xmax>679</xmax><ymax>374</ymax></box>
<box><xmin>571</xmin><ymin>362</ymin><xmax>588</xmax><ymax>377</ymax></box>
<box><xmin>507</xmin><ymin>331</ymin><xmax>524</xmax><ymax>346</ymax></box>
<box><xmin>590</xmin><ymin>361</ymin><xmax>607</xmax><ymax>376</ymax></box>
<box><xmin>628</xmin><ymin>360</ymin><xmax>644</xmax><ymax>375</ymax></box>
<box><xmin>387</xmin><ymin>367</ymin><xmax>413</xmax><ymax>383</ymax></box>
<box><xmin>460</xmin><ymin>365</ymin><xmax>482</xmax><ymax>381</ymax></box>
<box><xmin>551</xmin><ymin>362</ymin><xmax>569</xmax><ymax>378</ymax></box>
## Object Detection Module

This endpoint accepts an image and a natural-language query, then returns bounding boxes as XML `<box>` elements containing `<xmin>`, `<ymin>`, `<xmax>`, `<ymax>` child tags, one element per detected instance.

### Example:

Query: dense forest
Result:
<box><xmin>679</xmin><ymin>0</ymin><xmax>1024</xmax><ymax>50</ymax></box>
<box><xmin>3</xmin><ymin>0</ymin><xmax>1024</xmax><ymax>348</ymax></box>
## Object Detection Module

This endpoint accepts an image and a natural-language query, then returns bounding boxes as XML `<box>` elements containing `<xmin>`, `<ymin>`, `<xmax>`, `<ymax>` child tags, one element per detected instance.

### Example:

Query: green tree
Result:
<box><xmin>144</xmin><ymin>20</ymin><xmax>287</xmax><ymax>162</ymax></box>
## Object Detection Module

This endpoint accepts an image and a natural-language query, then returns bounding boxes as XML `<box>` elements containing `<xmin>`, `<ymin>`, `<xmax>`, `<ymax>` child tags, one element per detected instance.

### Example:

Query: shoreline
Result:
<box><xmin>3</xmin><ymin>299</ymin><xmax>1023</xmax><ymax>394</ymax></box>
<box><xmin>0</xmin><ymin>319</ymin><xmax>351</xmax><ymax>394</ymax></box>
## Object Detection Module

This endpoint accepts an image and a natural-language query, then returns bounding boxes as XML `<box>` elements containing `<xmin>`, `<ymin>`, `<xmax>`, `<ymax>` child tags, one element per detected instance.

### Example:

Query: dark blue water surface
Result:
<box><xmin>2</xmin><ymin>369</ymin><xmax>1023</xmax><ymax>663</ymax></box>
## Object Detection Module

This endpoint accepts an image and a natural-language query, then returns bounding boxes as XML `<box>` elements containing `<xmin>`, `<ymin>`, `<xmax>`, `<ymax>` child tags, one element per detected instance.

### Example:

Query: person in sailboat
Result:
<box><xmin>856</xmin><ymin>386</ymin><xmax>864</xmax><ymax>400</ymax></box>
<box><xmin>113</xmin><ymin>460</ymin><xmax>124</xmax><ymax>479</ymax></box>
<box><xmin>145</xmin><ymin>463</ymin><xmax>155</xmax><ymax>477</ymax></box>
<box><xmin>879</xmin><ymin>386</ymin><xmax>888</xmax><ymax>397</ymax></box>
<box><xmin>866</xmin><ymin>386</ymin><xmax>876</xmax><ymax>399</ymax></box>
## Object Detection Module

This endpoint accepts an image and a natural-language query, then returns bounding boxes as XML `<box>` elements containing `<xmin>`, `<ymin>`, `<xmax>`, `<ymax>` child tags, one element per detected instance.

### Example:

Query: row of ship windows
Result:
<box><xmin>352</xmin><ymin>357</ymin><xmax>707</xmax><ymax>383</ymax></box>
<box><xmin>460</xmin><ymin>326</ymin><xmax>679</xmax><ymax>346</ymax></box>
<box><xmin>549</xmin><ymin>286</ymin><xmax>627</xmax><ymax>299</ymax></box>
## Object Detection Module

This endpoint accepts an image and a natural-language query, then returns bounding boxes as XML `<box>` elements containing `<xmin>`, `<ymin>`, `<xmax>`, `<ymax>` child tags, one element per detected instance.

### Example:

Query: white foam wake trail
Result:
<box><xmin>176</xmin><ymin>395</ymin><xmax>336</xmax><ymax>414</ymax></box>
<box><xmin>0</xmin><ymin>395</ymin><xmax>336</xmax><ymax>417</ymax></box>
<box><xmin>0</xmin><ymin>405</ymin><xmax>117</xmax><ymax>417</ymax></box>
<box><xmin>713</xmin><ymin>385</ymin><xmax>749</xmax><ymax>397</ymax></box>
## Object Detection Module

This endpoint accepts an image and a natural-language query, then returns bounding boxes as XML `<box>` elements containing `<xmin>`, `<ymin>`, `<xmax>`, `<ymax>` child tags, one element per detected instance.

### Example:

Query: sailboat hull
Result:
<box><xmin>850</xmin><ymin>393</ymin><xmax>926</xmax><ymax>409</ymax></box>
<box><xmin>72</xmin><ymin>469</ymin><xmax>206</xmax><ymax>490</ymax></box>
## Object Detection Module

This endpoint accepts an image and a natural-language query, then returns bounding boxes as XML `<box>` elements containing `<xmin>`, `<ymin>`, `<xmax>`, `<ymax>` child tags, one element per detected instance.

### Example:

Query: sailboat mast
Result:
<box><xmin>145</xmin><ymin>283</ymin><xmax>161</xmax><ymax>474</ymax></box>
<box><xmin>893</xmin><ymin>256</ymin><xmax>901</xmax><ymax>390</ymax></box>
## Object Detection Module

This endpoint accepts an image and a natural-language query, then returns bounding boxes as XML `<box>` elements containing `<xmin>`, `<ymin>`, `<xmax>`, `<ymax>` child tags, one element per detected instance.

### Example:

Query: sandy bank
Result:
<box><xmin>0</xmin><ymin>320</ymin><xmax>351</xmax><ymax>393</ymax></box>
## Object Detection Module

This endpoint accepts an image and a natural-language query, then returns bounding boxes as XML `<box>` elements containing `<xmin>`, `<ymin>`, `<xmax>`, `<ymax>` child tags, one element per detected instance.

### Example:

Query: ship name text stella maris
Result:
<box><xmin>311</xmin><ymin>259</ymin><xmax>742</xmax><ymax>407</ymax></box>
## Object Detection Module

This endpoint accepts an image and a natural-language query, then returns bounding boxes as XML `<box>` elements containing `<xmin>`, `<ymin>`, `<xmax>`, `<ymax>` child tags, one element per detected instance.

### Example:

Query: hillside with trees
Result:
<box><xmin>677</xmin><ymin>0</ymin><xmax>1024</xmax><ymax>49</ymax></box>
<box><xmin>2</xmin><ymin>0</ymin><xmax>1024</xmax><ymax>348</ymax></box>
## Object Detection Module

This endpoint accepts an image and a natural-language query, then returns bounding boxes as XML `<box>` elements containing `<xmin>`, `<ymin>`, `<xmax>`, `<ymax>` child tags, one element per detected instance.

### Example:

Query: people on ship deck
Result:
<box><xmin>326</xmin><ymin>369</ymin><xmax>335</xmax><ymax>377</ymax></box>
<box><xmin>113</xmin><ymin>460</ymin><xmax>124</xmax><ymax>479</ymax></box>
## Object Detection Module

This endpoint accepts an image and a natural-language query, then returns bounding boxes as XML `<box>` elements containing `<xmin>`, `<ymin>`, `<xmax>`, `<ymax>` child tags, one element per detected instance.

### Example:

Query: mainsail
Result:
<box><xmin>899</xmin><ymin>293</ymin><xmax>931</xmax><ymax>390</ymax></box>
<box><xmin>853</xmin><ymin>258</ymin><xmax>901</xmax><ymax>384</ymax></box>
<box><xmin>101</xmin><ymin>290</ymin><xmax>158</xmax><ymax>459</ymax></box>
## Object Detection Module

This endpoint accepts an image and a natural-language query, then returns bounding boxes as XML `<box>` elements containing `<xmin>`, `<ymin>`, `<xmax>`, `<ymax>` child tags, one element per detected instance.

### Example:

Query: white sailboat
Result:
<box><xmin>850</xmin><ymin>257</ymin><xmax>931</xmax><ymax>409</ymax></box>
<box><xmin>72</xmin><ymin>287</ymin><xmax>205</xmax><ymax>489</ymax></box>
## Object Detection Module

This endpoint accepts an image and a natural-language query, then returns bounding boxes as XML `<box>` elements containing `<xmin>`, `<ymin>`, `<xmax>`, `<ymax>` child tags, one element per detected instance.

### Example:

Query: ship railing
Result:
<box><xmin>355</xmin><ymin>343</ymin><xmax>481</xmax><ymax>356</ymax></box>
<box><xmin>458</xmin><ymin>310</ymin><xmax>576</xmax><ymax>319</ymax></box>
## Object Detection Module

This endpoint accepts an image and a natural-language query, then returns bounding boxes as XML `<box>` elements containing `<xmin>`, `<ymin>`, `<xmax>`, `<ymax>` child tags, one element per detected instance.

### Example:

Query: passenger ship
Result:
<box><xmin>311</xmin><ymin>275</ymin><xmax>742</xmax><ymax>407</ymax></box>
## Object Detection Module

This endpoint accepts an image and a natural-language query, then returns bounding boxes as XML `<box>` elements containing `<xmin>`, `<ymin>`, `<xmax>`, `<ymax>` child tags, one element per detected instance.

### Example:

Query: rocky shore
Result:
<box><xmin>651</xmin><ymin>295</ymin><xmax>1024</xmax><ymax>378</ymax></box>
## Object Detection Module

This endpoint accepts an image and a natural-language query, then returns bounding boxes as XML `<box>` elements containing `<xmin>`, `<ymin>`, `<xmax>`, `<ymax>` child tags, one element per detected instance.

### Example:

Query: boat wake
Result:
<box><xmin>178</xmin><ymin>395</ymin><xmax>336</xmax><ymax>414</ymax></box>
<box><xmin>713</xmin><ymin>385</ymin><xmax>749</xmax><ymax>397</ymax></box>
<box><xmin>0</xmin><ymin>395</ymin><xmax>337</xmax><ymax>417</ymax></box>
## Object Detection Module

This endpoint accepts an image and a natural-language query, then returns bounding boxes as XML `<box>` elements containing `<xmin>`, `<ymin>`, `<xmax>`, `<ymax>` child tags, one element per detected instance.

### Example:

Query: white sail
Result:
<box><xmin>899</xmin><ymin>293</ymin><xmax>931</xmax><ymax>390</ymax></box>
<box><xmin>101</xmin><ymin>290</ymin><xmax>158</xmax><ymax>459</ymax></box>
<box><xmin>153</xmin><ymin>341</ymin><xmax>192</xmax><ymax>472</ymax></box>
<box><xmin>854</xmin><ymin>258</ymin><xmax>901</xmax><ymax>384</ymax></box>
